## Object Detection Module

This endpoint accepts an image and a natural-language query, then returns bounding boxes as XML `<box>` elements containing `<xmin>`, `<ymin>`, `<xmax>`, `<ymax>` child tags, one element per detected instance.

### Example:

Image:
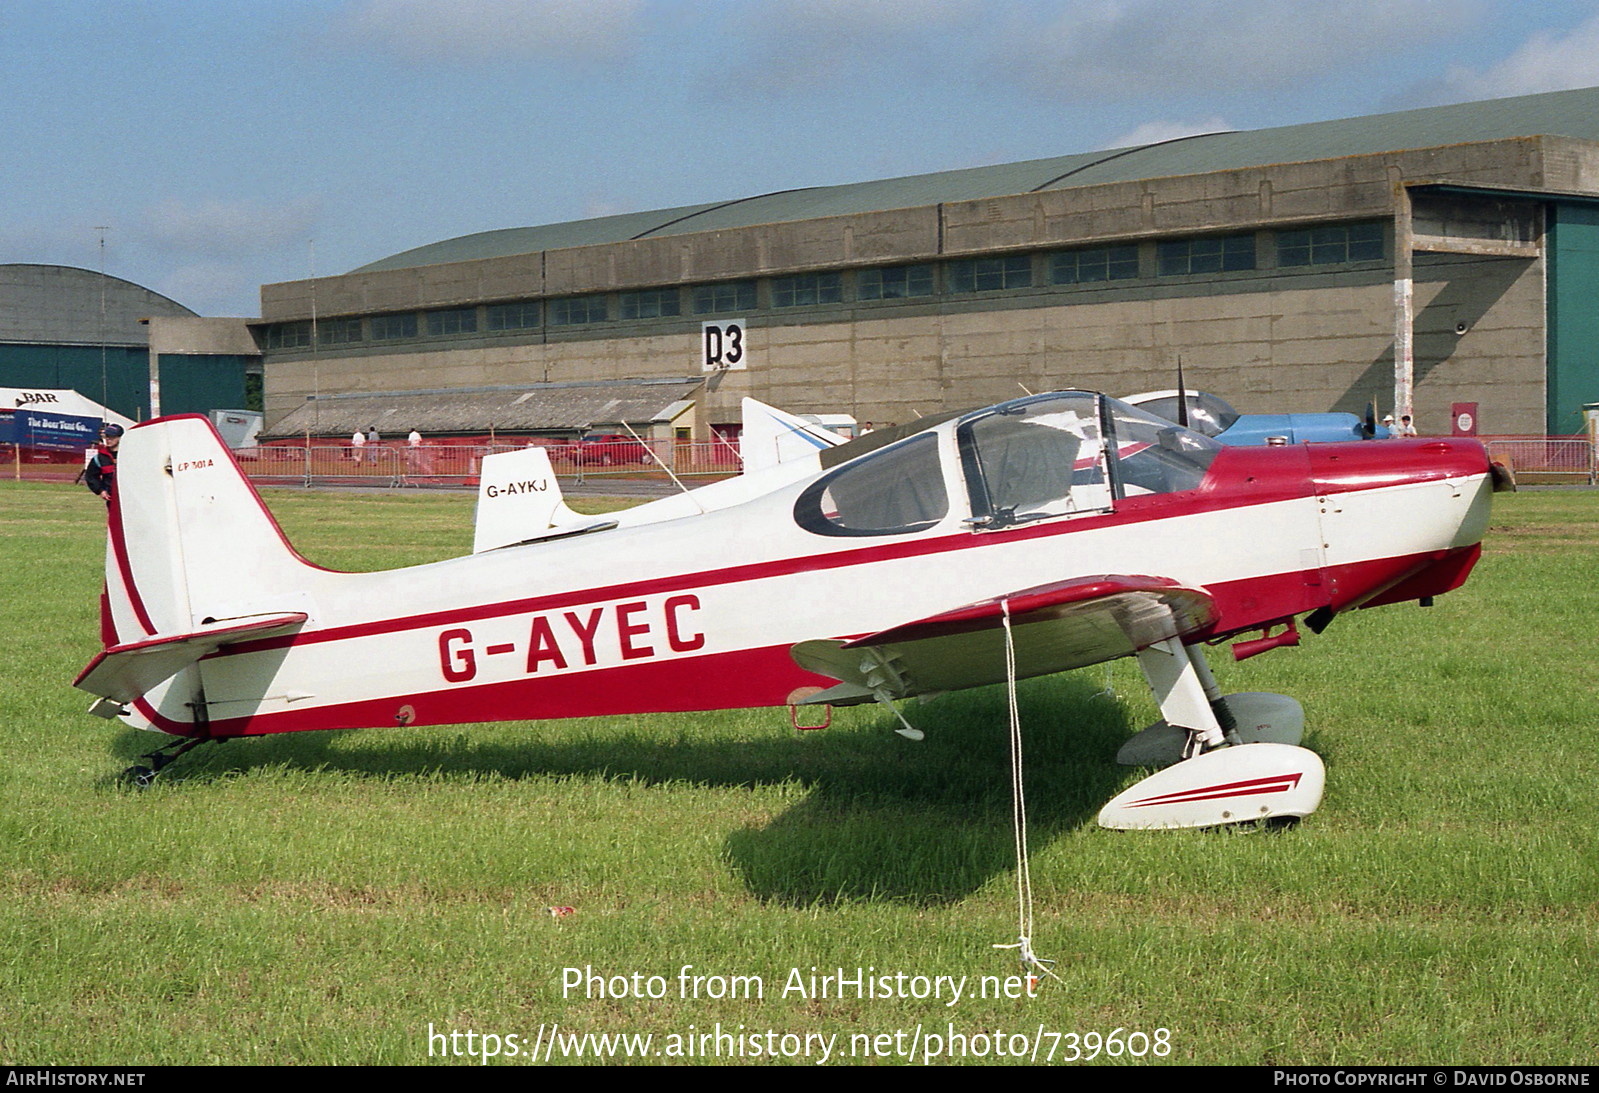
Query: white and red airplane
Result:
<box><xmin>75</xmin><ymin>391</ymin><xmax>1505</xmax><ymax>827</ymax></box>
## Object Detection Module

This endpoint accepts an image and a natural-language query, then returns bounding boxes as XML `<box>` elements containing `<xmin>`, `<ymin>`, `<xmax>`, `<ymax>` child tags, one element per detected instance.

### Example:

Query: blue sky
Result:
<box><xmin>5</xmin><ymin>0</ymin><xmax>1599</xmax><ymax>318</ymax></box>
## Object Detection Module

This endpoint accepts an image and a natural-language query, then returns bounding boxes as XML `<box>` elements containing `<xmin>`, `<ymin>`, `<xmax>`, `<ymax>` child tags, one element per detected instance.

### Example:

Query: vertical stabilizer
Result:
<box><xmin>104</xmin><ymin>415</ymin><xmax>322</xmax><ymax>646</ymax></box>
<box><xmin>473</xmin><ymin>446</ymin><xmax>592</xmax><ymax>552</ymax></box>
<box><xmin>738</xmin><ymin>398</ymin><xmax>848</xmax><ymax>473</ymax></box>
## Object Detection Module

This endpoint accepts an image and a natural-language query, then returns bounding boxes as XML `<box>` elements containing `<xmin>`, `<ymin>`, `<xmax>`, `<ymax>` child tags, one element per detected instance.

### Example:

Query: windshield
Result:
<box><xmin>957</xmin><ymin>393</ymin><xmax>1112</xmax><ymax>527</ymax></box>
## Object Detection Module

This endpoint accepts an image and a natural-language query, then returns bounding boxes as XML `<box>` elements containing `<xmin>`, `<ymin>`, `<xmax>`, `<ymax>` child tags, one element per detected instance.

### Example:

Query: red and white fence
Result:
<box><xmin>1480</xmin><ymin>436</ymin><xmax>1597</xmax><ymax>485</ymax></box>
<box><xmin>232</xmin><ymin>440</ymin><xmax>745</xmax><ymax>489</ymax></box>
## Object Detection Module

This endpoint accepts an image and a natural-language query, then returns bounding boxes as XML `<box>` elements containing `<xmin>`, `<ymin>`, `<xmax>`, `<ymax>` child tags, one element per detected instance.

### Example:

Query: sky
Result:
<box><xmin>4</xmin><ymin>0</ymin><xmax>1599</xmax><ymax>319</ymax></box>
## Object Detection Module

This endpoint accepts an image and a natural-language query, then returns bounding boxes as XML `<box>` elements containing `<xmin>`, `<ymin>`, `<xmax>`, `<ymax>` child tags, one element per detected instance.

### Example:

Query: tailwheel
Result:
<box><xmin>122</xmin><ymin>765</ymin><xmax>158</xmax><ymax>789</ymax></box>
<box><xmin>120</xmin><ymin>736</ymin><xmax>215</xmax><ymax>789</ymax></box>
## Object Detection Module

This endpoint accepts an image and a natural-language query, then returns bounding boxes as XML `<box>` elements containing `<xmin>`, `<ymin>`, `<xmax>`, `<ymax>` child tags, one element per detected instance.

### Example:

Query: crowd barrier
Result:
<box><xmin>1481</xmin><ymin>435</ymin><xmax>1597</xmax><ymax>484</ymax></box>
<box><xmin>233</xmin><ymin>440</ymin><xmax>745</xmax><ymax>489</ymax></box>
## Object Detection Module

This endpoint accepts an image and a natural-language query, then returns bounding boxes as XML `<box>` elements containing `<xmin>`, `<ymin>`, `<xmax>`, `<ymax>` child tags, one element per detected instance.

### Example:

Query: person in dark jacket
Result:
<box><xmin>85</xmin><ymin>424</ymin><xmax>123</xmax><ymax>502</ymax></box>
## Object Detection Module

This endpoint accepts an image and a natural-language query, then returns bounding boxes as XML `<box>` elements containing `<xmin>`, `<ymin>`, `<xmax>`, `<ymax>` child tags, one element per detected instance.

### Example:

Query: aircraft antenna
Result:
<box><xmin>992</xmin><ymin>601</ymin><xmax>1064</xmax><ymax>986</ymax></box>
<box><xmin>619</xmin><ymin>420</ymin><xmax>705</xmax><ymax>513</ymax></box>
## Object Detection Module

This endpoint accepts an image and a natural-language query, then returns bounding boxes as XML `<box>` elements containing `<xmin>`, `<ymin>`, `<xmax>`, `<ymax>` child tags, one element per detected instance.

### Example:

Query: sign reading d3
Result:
<box><xmin>702</xmin><ymin>319</ymin><xmax>747</xmax><ymax>371</ymax></box>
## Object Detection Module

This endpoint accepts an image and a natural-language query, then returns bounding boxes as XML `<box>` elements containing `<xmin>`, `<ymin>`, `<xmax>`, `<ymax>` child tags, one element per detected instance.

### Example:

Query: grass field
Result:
<box><xmin>1</xmin><ymin>481</ymin><xmax>1595</xmax><ymax>1066</ymax></box>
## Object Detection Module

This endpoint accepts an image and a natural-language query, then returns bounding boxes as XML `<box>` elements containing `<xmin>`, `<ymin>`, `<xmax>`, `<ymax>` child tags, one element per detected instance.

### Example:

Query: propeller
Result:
<box><xmin>1362</xmin><ymin>400</ymin><xmax>1379</xmax><ymax>439</ymax></box>
<box><xmin>1176</xmin><ymin>356</ymin><xmax>1190</xmax><ymax>429</ymax></box>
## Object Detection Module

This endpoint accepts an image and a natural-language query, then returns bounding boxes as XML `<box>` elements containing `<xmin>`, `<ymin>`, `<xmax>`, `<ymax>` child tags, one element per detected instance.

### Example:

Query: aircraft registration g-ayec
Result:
<box><xmin>76</xmin><ymin>391</ymin><xmax>1509</xmax><ymax>827</ymax></box>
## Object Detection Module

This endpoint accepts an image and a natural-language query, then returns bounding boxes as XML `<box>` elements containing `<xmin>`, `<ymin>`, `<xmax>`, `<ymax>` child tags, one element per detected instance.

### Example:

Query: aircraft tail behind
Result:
<box><xmin>81</xmin><ymin>415</ymin><xmax>317</xmax><ymax>713</ymax></box>
<box><xmin>738</xmin><ymin>398</ymin><xmax>848</xmax><ymax>473</ymax></box>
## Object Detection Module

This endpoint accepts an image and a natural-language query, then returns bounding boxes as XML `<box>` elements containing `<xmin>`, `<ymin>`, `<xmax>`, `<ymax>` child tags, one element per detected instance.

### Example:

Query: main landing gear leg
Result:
<box><xmin>1135</xmin><ymin>637</ymin><xmax>1230</xmax><ymax>760</ymax></box>
<box><xmin>1098</xmin><ymin>638</ymin><xmax>1325</xmax><ymax>830</ymax></box>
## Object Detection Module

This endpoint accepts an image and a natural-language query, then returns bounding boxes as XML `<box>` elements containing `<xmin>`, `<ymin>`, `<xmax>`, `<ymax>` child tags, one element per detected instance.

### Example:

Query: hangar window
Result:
<box><xmin>264</xmin><ymin>321</ymin><xmax>312</xmax><ymax>350</ymax></box>
<box><xmin>425</xmin><ymin>308</ymin><xmax>478</xmax><ymax>336</ymax></box>
<box><xmin>486</xmin><ymin>302</ymin><xmax>540</xmax><ymax>330</ymax></box>
<box><xmin>318</xmin><ymin>317</ymin><xmax>362</xmax><ymax>345</ymax></box>
<box><xmin>1157</xmin><ymin>234</ymin><xmax>1256</xmax><ymax>276</ymax></box>
<box><xmin>857</xmin><ymin>264</ymin><xmax>934</xmax><ymax>300</ymax></box>
<box><xmin>370</xmin><ymin>313</ymin><xmax>418</xmax><ymax>340</ymax></box>
<box><xmin>549</xmin><ymin>296</ymin><xmax>608</xmax><ymax>325</ymax></box>
<box><xmin>771</xmin><ymin>273</ymin><xmax>842</xmax><ymax>308</ymax></box>
<box><xmin>795</xmin><ymin>432</ymin><xmax>947</xmax><ymax>537</ymax></box>
<box><xmin>1050</xmin><ymin>245</ymin><xmax>1139</xmax><ymax>284</ymax></box>
<box><xmin>620</xmin><ymin>289</ymin><xmax>681</xmax><ymax>319</ymax></box>
<box><xmin>948</xmin><ymin>254</ymin><xmax>1033</xmax><ymax>293</ymax></box>
<box><xmin>1278</xmin><ymin>222</ymin><xmax>1385</xmax><ymax>267</ymax></box>
<box><xmin>693</xmin><ymin>281</ymin><xmax>756</xmax><ymax>314</ymax></box>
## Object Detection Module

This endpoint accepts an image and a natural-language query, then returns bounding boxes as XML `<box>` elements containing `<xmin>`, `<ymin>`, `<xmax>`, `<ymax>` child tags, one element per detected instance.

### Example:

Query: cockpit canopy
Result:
<box><xmin>795</xmin><ymin>392</ymin><xmax>1221</xmax><ymax>537</ymax></box>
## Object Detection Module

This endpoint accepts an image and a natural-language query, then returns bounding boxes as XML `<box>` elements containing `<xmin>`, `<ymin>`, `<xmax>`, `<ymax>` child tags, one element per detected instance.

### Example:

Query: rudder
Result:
<box><xmin>103</xmin><ymin>415</ymin><xmax>320</xmax><ymax>647</ymax></box>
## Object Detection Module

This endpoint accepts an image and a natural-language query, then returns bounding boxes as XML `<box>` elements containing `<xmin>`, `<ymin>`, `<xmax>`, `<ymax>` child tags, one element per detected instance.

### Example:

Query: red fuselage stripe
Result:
<box><xmin>106</xmin><ymin>496</ymin><xmax>157</xmax><ymax>637</ymax></box>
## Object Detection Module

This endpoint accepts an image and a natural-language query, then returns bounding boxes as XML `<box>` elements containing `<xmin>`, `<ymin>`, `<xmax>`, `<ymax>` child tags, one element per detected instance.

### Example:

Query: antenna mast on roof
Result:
<box><xmin>309</xmin><ymin>239</ymin><xmax>319</xmax><ymax>432</ymax></box>
<box><xmin>94</xmin><ymin>226</ymin><xmax>110</xmax><ymax>421</ymax></box>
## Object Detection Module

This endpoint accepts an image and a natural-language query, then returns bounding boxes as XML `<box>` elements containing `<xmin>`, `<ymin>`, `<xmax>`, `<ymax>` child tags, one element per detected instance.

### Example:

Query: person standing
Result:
<box><xmin>351</xmin><ymin>428</ymin><xmax>366</xmax><ymax>465</ymax></box>
<box><xmin>1395</xmin><ymin>414</ymin><xmax>1418</xmax><ymax>438</ymax></box>
<box><xmin>85</xmin><ymin>424</ymin><xmax>123</xmax><ymax>503</ymax></box>
<box><xmin>406</xmin><ymin>428</ymin><xmax>423</xmax><ymax>480</ymax></box>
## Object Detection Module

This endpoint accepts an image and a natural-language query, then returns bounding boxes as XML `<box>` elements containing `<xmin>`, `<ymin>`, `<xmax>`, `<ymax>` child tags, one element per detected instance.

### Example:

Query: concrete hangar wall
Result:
<box><xmin>256</xmin><ymin>87</ymin><xmax>1599</xmax><ymax>438</ymax></box>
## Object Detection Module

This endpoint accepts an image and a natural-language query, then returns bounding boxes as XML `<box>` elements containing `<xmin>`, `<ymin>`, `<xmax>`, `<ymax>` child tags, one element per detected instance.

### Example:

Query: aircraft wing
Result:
<box><xmin>74</xmin><ymin>612</ymin><xmax>309</xmax><ymax>707</ymax></box>
<box><xmin>790</xmin><ymin>575</ymin><xmax>1213</xmax><ymax>705</ymax></box>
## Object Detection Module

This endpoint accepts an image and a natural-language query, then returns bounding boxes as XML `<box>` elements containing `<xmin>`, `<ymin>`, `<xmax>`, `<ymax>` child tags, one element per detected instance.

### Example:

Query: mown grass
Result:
<box><xmin>1</xmin><ymin>481</ymin><xmax>1594</xmax><ymax>1065</ymax></box>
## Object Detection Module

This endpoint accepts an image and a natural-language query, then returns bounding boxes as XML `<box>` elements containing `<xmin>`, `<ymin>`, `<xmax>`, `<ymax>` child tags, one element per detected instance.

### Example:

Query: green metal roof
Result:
<box><xmin>0</xmin><ymin>264</ymin><xmax>196</xmax><ymax>345</ymax></box>
<box><xmin>356</xmin><ymin>85</ymin><xmax>1599</xmax><ymax>274</ymax></box>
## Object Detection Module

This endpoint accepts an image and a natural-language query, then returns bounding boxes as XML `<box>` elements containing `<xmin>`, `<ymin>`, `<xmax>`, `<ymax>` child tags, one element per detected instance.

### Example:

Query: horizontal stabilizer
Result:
<box><xmin>74</xmin><ymin>612</ymin><xmax>308</xmax><ymax>705</ymax></box>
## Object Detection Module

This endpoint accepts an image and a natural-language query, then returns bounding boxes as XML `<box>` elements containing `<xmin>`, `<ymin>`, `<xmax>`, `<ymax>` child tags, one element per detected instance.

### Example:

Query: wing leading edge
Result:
<box><xmin>790</xmin><ymin>575</ymin><xmax>1214</xmax><ymax>705</ymax></box>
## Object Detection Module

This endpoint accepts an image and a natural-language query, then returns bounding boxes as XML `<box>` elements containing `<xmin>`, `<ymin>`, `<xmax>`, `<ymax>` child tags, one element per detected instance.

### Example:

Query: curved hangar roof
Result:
<box><xmin>0</xmin><ymin>264</ymin><xmax>195</xmax><ymax>345</ymax></box>
<box><xmin>357</xmin><ymin>85</ymin><xmax>1599</xmax><ymax>274</ymax></box>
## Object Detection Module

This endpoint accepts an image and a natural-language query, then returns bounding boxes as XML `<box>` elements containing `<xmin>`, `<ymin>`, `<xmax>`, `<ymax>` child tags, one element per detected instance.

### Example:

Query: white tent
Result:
<box><xmin>1</xmin><ymin>388</ymin><xmax>137</xmax><ymax>451</ymax></box>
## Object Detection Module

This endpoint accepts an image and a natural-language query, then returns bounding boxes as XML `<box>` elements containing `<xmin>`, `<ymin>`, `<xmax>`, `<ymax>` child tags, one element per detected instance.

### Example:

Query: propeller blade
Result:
<box><xmin>1176</xmin><ymin>357</ymin><xmax>1190</xmax><ymax>428</ymax></box>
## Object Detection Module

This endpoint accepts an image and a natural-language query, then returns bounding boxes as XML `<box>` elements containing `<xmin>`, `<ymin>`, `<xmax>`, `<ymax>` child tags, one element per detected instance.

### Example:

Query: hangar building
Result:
<box><xmin>255</xmin><ymin>86</ymin><xmax>1599</xmax><ymax>439</ymax></box>
<box><xmin>0</xmin><ymin>264</ymin><xmax>259</xmax><ymax>422</ymax></box>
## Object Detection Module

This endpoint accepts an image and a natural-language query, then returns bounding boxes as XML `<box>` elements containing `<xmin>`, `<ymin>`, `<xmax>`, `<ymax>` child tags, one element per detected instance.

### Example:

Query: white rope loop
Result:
<box><xmin>993</xmin><ymin>599</ymin><xmax>1063</xmax><ymax>984</ymax></box>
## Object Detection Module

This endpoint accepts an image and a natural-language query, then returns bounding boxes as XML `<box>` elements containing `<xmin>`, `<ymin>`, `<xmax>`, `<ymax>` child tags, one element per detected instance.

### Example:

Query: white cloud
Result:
<box><xmin>142</xmin><ymin>197</ymin><xmax>322</xmax><ymax>257</ymax></box>
<box><xmin>335</xmin><ymin>0</ymin><xmax>646</xmax><ymax>63</ymax></box>
<box><xmin>1101</xmin><ymin>116</ymin><xmax>1232</xmax><ymax>150</ymax></box>
<box><xmin>1435</xmin><ymin>13</ymin><xmax>1599</xmax><ymax>100</ymax></box>
<box><xmin>722</xmin><ymin>0</ymin><xmax>985</xmax><ymax>94</ymax></box>
<box><xmin>994</xmin><ymin>0</ymin><xmax>1482</xmax><ymax>98</ymax></box>
<box><xmin>155</xmin><ymin>262</ymin><xmax>259</xmax><ymax>317</ymax></box>
<box><xmin>582</xmin><ymin>195</ymin><xmax>636</xmax><ymax>219</ymax></box>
